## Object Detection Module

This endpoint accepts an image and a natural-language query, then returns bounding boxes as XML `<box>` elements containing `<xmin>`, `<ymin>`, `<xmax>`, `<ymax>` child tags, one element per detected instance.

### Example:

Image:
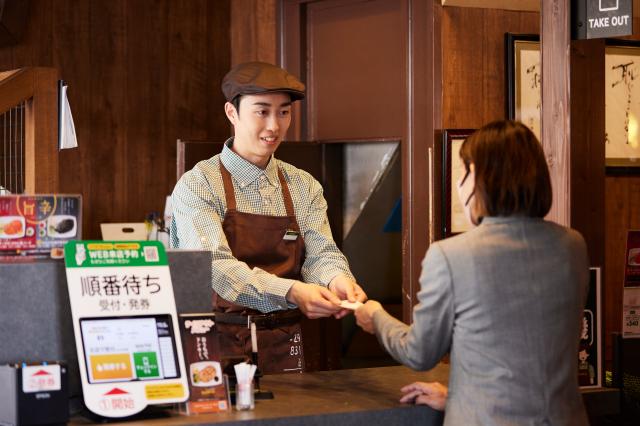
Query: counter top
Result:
<box><xmin>69</xmin><ymin>363</ymin><xmax>620</xmax><ymax>426</ymax></box>
<box><xmin>70</xmin><ymin>365</ymin><xmax>447</xmax><ymax>426</ymax></box>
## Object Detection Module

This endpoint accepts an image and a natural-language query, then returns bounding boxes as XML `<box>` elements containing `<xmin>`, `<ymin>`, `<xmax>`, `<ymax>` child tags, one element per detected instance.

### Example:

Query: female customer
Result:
<box><xmin>355</xmin><ymin>120</ymin><xmax>589</xmax><ymax>425</ymax></box>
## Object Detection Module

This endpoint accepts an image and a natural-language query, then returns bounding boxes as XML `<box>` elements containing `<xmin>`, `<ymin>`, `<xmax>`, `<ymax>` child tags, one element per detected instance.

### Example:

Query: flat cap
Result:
<box><xmin>222</xmin><ymin>62</ymin><xmax>305</xmax><ymax>102</ymax></box>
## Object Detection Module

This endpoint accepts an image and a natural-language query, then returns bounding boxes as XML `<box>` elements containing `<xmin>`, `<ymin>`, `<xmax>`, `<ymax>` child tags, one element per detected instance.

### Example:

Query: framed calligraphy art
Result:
<box><xmin>505</xmin><ymin>33</ymin><xmax>541</xmax><ymax>141</ymax></box>
<box><xmin>605</xmin><ymin>39</ymin><xmax>640</xmax><ymax>173</ymax></box>
<box><xmin>506</xmin><ymin>34</ymin><xmax>640</xmax><ymax>174</ymax></box>
<box><xmin>442</xmin><ymin>129</ymin><xmax>475</xmax><ymax>238</ymax></box>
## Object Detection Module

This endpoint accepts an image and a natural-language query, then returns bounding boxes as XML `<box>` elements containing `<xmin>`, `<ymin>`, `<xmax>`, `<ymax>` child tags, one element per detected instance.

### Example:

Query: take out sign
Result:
<box><xmin>573</xmin><ymin>0</ymin><xmax>633</xmax><ymax>40</ymax></box>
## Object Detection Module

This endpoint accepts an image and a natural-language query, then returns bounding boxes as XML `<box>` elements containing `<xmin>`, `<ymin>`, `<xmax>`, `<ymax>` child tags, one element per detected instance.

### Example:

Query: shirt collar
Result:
<box><xmin>481</xmin><ymin>215</ymin><xmax>542</xmax><ymax>225</ymax></box>
<box><xmin>220</xmin><ymin>138</ymin><xmax>280</xmax><ymax>188</ymax></box>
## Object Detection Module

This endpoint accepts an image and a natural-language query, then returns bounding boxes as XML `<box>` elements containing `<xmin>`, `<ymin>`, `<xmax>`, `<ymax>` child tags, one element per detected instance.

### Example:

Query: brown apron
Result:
<box><xmin>213</xmin><ymin>162</ymin><xmax>306</xmax><ymax>374</ymax></box>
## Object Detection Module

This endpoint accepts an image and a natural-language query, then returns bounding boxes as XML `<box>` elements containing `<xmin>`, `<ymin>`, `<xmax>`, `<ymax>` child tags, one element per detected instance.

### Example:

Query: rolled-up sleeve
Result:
<box><xmin>372</xmin><ymin>243</ymin><xmax>454</xmax><ymax>370</ymax></box>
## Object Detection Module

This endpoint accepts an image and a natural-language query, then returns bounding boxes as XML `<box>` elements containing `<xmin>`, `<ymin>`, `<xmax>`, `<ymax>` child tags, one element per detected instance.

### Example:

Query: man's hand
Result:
<box><xmin>286</xmin><ymin>282</ymin><xmax>341</xmax><ymax>319</ymax></box>
<box><xmin>399</xmin><ymin>382</ymin><xmax>448</xmax><ymax>411</ymax></box>
<box><xmin>329</xmin><ymin>274</ymin><xmax>368</xmax><ymax>319</ymax></box>
<box><xmin>354</xmin><ymin>300</ymin><xmax>383</xmax><ymax>333</ymax></box>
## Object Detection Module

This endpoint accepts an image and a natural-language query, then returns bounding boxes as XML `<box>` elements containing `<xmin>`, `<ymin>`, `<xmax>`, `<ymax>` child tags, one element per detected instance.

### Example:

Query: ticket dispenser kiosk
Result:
<box><xmin>64</xmin><ymin>241</ymin><xmax>189</xmax><ymax>418</ymax></box>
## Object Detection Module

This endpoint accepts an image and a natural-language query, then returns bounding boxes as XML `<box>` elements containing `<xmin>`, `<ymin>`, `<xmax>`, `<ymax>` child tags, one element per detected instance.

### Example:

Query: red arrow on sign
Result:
<box><xmin>104</xmin><ymin>388</ymin><xmax>129</xmax><ymax>396</ymax></box>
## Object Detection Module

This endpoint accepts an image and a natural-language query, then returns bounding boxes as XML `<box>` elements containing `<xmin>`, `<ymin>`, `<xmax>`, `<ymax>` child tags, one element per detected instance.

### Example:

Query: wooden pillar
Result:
<box><xmin>540</xmin><ymin>0</ymin><xmax>571</xmax><ymax>226</ymax></box>
<box><xmin>540</xmin><ymin>0</ymin><xmax>605</xmax><ymax>264</ymax></box>
<box><xmin>541</xmin><ymin>0</ymin><xmax>606</xmax><ymax>367</ymax></box>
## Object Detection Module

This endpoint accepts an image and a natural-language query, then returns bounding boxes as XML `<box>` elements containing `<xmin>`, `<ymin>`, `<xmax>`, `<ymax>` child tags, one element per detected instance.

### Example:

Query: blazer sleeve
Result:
<box><xmin>372</xmin><ymin>242</ymin><xmax>454</xmax><ymax>371</ymax></box>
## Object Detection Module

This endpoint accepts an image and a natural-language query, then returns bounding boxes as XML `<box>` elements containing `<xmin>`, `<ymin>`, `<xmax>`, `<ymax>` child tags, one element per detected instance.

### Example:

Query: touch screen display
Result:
<box><xmin>79</xmin><ymin>315</ymin><xmax>180</xmax><ymax>384</ymax></box>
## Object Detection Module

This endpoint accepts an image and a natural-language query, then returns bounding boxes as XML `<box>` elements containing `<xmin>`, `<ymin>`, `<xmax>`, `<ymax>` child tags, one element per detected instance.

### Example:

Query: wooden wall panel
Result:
<box><xmin>605</xmin><ymin>178</ymin><xmax>626</xmax><ymax>371</ymax></box>
<box><xmin>125</xmin><ymin>1</ymin><xmax>168</xmax><ymax>225</ymax></box>
<box><xmin>205</xmin><ymin>1</ymin><xmax>232</xmax><ymax>140</ymax></box>
<box><xmin>605</xmin><ymin>177</ymin><xmax>640</xmax><ymax>369</ymax></box>
<box><xmin>0</xmin><ymin>0</ymin><xmax>231</xmax><ymax>238</ymax></box>
<box><xmin>441</xmin><ymin>0</ymin><xmax>539</xmax><ymax>10</ymax></box>
<box><xmin>600</xmin><ymin>16</ymin><xmax>640</xmax><ymax>370</ymax></box>
<box><xmin>570</xmin><ymin>39</ymin><xmax>605</xmax><ymax>283</ymax></box>
<box><xmin>52</xmin><ymin>0</ymin><xmax>90</xmax><ymax>212</ymax></box>
<box><xmin>306</xmin><ymin>0</ymin><xmax>406</xmax><ymax>140</ymax></box>
<box><xmin>441</xmin><ymin>7</ymin><xmax>483</xmax><ymax>128</ymax></box>
<box><xmin>89</xmin><ymin>0</ymin><xmax>127</xmax><ymax>229</ymax></box>
<box><xmin>230</xmin><ymin>0</ymin><xmax>277</xmax><ymax>66</ymax></box>
<box><xmin>441</xmin><ymin>7</ymin><xmax>538</xmax><ymax>129</ymax></box>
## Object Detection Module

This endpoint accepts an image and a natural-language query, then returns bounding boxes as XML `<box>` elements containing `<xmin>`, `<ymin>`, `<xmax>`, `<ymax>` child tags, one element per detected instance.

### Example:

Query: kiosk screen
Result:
<box><xmin>79</xmin><ymin>315</ymin><xmax>180</xmax><ymax>384</ymax></box>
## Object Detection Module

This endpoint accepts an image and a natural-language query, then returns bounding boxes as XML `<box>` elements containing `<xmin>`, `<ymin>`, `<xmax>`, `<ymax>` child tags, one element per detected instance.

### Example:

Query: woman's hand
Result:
<box><xmin>399</xmin><ymin>381</ymin><xmax>448</xmax><ymax>411</ymax></box>
<box><xmin>354</xmin><ymin>300</ymin><xmax>383</xmax><ymax>334</ymax></box>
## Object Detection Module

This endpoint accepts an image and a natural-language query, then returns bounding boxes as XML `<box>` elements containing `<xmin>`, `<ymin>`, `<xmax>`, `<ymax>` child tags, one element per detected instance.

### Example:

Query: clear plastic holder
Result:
<box><xmin>235</xmin><ymin>381</ymin><xmax>255</xmax><ymax>411</ymax></box>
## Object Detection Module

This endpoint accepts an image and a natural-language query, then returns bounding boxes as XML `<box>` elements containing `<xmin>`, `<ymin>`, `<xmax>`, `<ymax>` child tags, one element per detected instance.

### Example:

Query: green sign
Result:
<box><xmin>64</xmin><ymin>241</ymin><xmax>168</xmax><ymax>268</ymax></box>
<box><xmin>133</xmin><ymin>352</ymin><xmax>160</xmax><ymax>379</ymax></box>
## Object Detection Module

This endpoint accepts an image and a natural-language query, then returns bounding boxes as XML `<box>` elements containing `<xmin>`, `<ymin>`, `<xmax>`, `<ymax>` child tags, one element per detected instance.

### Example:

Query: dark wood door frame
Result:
<box><xmin>278</xmin><ymin>0</ymin><xmax>440</xmax><ymax>322</ymax></box>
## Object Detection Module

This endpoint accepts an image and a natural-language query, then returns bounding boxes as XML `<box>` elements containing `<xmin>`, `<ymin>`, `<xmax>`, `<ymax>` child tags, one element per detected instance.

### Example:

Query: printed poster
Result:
<box><xmin>623</xmin><ymin>287</ymin><xmax>640</xmax><ymax>338</ymax></box>
<box><xmin>579</xmin><ymin>268</ymin><xmax>602</xmax><ymax>388</ymax></box>
<box><xmin>624</xmin><ymin>230</ymin><xmax>640</xmax><ymax>287</ymax></box>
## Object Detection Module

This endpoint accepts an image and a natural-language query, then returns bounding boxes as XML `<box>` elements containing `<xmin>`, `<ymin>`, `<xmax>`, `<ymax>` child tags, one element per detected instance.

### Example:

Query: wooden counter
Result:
<box><xmin>70</xmin><ymin>365</ymin><xmax>447</xmax><ymax>426</ymax></box>
<box><xmin>69</xmin><ymin>363</ymin><xmax>620</xmax><ymax>426</ymax></box>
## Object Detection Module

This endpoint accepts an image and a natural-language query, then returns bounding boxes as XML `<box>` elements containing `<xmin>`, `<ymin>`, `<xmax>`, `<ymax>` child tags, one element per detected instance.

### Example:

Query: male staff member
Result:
<box><xmin>171</xmin><ymin>62</ymin><xmax>366</xmax><ymax>374</ymax></box>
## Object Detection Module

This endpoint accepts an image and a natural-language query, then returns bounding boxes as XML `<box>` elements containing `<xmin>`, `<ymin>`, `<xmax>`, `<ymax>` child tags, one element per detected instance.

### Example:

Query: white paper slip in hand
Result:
<box><xmin>339</xmin><ymin>300</ymin><xmax>363</xmax><ymax>310</ymax></box>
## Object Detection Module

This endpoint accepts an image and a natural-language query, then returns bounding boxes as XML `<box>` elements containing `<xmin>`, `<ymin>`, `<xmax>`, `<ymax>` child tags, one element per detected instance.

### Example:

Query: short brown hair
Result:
<box><xmin>459</xmin><ymin>120</ymin><xmax>552</xmax><ymax>218</ymax></box>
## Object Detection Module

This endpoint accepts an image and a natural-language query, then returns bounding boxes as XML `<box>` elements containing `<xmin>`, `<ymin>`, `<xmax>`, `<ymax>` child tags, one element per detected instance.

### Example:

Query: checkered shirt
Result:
<box><xmin>170</xmin><ymin>138</ymin><xmax>355</xmax><ymax>313</ymax></box>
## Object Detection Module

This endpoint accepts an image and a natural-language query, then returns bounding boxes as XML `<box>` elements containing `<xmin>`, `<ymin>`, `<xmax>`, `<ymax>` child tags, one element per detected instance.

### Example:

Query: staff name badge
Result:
<box><xmin>64</xmin><ymin>241</ymin><xmax>189</xmax><ymax>418</ymax></box>
<box><xmin>283</xmin><ymin>230</ymin><xmax>299</xmax><ymax>241</ymax></box>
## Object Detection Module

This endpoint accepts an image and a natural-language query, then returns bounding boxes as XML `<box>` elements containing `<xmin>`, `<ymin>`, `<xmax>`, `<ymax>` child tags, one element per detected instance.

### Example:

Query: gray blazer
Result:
<box><xmin>373</xmin><ymin>216</ymin><xmax>589</xmax><ymax>425</ymax></box>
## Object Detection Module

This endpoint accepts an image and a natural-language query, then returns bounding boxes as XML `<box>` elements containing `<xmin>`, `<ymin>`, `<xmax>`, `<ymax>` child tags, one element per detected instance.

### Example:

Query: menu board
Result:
<box><xmin>179</xmin><ymin>314</ymin><xmax>229</xmax><ymax>414</ymax></box>
<box><xmin>623</xmin><ymin>230</ymin><xmax>640</xmax><ymax>338</ymax></box>
<box><xmin>0</xmin><ymin>194</ymin><xmax>81</xmax><ymax>259</ymax></box>
<box><xmin>624</xmin><ymin>230</ymin><xmax>640</xmax><ymax>288</ymax></box>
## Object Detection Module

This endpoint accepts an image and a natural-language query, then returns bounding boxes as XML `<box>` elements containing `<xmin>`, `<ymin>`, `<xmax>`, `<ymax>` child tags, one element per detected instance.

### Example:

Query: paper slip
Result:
<box><xmin>339</xmin><ymin>300</ymin><xmax>363</xmax><ymax>310</ymax></box>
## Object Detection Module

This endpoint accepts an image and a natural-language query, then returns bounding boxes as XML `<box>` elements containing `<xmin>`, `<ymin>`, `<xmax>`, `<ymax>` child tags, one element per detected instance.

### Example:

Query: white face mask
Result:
<box><xmin>456</xmin><ymin>163</ymin><xmax>477</xmax><ymax>226</ymax></box>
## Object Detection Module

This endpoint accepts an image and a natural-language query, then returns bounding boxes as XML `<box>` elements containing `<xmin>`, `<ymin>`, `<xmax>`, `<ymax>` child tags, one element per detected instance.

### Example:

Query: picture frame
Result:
<box><xmin>505</xmin><ymin>34</ymin><xmax>640</xmax><ymax>174</ymax></box>
<box><xmin>604</xmin><ymin>39</ymin><xmax>640</xmax><ymax>174</ymax></box>
<box><xmin>505</xmin><ymin>33</ymin><xmax>540</xmax><ymax>141</ymax></box>
<box><xmin>442</xmin><ymin>129</ymin><xmax>475</xmax><ymax>238</ymax></box>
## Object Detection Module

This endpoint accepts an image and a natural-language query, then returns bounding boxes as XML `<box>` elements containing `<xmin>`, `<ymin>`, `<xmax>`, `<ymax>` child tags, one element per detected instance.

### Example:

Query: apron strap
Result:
<box><xmin>219</xmin><ymin>162</ymin><xmax>237</xmax><ymax>210</ymax></box>
<box><xmin>221</xmin><ymin>160</ymin><xmax>300</xmax><ymax>231</ymax></box>
<box><xmin>277</xmin><ymin>168</ymin><xmax>296</xmax><ymax>219</ymax></box>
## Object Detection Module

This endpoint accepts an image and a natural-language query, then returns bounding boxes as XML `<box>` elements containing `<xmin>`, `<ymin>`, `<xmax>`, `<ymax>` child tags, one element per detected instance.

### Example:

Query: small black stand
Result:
<box><xmin>251</xmin><ymin>352</ymin><xmax>274</xmax><ymax>400</ymax></box>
